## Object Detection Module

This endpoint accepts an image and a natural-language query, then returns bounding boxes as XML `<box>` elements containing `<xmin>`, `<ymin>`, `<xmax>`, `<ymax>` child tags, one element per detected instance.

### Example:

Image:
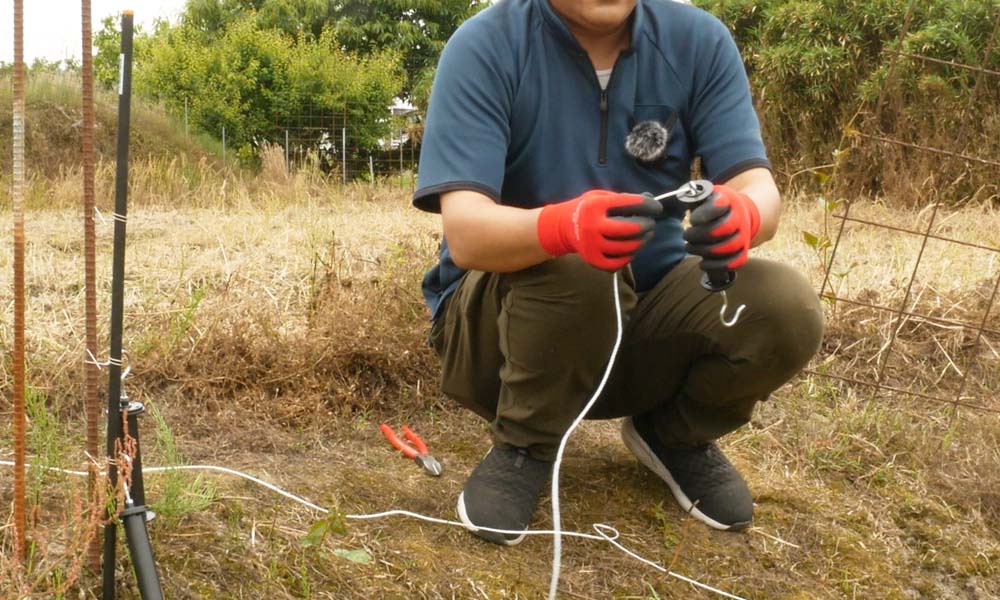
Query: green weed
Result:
<box><xmin>169</xmin><ymin>284</ymin><xmax>207</xmax><ymax>348</ymax></box>
<box><xmin>26</xmin><ymin>387</ymin><xmax>66</xmax><ymax>506</ymax></box>
<box><xmin>148</xmin><ymin>401</ymin><xmax>217</xmax><ymax>525</ymax></box>
<box><xmin>650</xmin><ymin>502</ymin><xmax>680</xmax><ymax>551</ymax></box>
<box><xmin>300</xmin><ymin>510</ymin><xmax>347</xmax><ymax>549</ymax></box>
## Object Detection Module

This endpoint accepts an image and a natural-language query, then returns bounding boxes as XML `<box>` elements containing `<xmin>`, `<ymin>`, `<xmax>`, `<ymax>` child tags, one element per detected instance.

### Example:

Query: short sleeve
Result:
<box><xmin>413</xmin><ymin>20</ymin><xmax>513</xmax><ymax>213</ymax></box>
<box><xmin>688</xmin><ymin>19</ymin><xmax>771</xmax><ymax>184</ymax></box>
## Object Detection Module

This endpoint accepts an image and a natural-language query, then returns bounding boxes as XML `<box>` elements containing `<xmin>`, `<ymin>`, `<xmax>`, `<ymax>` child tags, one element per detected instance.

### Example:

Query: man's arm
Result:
<box><xmin>723</xmin><ymin>167</ymin><xmax>780</xmax><ymax>246</ymax></box>
<box><xmin>440</xmin><ymin>190</ymin><xmax>549</xmax><ymax>272</ymax></box>
<box><xmin>441</xmin><ymin>169</ymin><xmax>779</xmax><ymax>274</ymax></box>
<box><xmin>441</xmin><ymin>189</ymin><xmax>661</xmax><ymax>273</ymax></box>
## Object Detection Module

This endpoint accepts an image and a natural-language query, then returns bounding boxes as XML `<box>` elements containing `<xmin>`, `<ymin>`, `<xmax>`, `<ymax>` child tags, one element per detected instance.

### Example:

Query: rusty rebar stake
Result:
<box><xmin>11</xmin><ymin>0</ymin><xmax>28</xmax><ymax>565</ymax></box>
<box><xmin>82</xmin><ymin>0</ymin><xmax>102</xmax><ymax>572</ymax></box>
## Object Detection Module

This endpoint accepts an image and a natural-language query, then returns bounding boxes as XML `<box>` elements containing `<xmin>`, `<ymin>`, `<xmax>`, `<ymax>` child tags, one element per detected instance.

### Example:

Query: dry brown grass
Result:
<box><xmin>1</xmin><ymin>165</ymin><xmax>1000</xmax><ymax>599</ymax></box>
<box><xmin>787</xmin><ymin>197</ymin><xmax>1000</xmax><ymax>406</ymax></box>
<box><xmin>831</xmin><ymin>82</ymin><xmax>1000</xmax><ymax>206</ymax></box>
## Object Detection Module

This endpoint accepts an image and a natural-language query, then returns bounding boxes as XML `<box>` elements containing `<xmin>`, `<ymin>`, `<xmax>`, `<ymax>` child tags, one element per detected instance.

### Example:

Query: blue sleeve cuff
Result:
<box><xmin>710</xmin><ymin>158</ymin><xmax>772</xmax><ymax>184</ymax></box>
<box><xmin>413</xmin><ymin>181</ymin><xmax>502</xmax><ymax>213</ymax></box>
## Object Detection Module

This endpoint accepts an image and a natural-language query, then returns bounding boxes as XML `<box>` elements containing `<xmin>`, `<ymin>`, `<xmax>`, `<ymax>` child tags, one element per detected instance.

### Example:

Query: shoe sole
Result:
<box><xmin>457</xmin><ymin>491</ymin><xmax>527</xmax><ymax>546</ymax></box>
<box><xmin>621</xmin><ymin>418</ymin><xmax>750</xmax><ymax>532</ymax></box>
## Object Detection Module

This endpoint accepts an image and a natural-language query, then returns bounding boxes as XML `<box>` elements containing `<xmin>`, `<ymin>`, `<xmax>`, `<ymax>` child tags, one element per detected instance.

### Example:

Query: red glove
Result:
<box><xmin>536</xmin><ymin>190</ymin><xmax>661</xmax><ymax>271</ymax></box>
<box><xmin>682</xmin><ymin>184</ymin><xmax>760</xmax><ymax>270</ymax></box>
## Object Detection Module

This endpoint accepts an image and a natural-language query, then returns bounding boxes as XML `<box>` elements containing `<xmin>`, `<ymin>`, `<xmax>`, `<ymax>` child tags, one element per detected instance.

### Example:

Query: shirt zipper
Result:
<box><xmin>596</xmin><ymin>53</ymin><xmax>625</xmax><ymax>165</ymax></box>
<box><xmin>599</xmin><ymin>90</ymin><xmax>610</xmax><ymax>165</ymax></box>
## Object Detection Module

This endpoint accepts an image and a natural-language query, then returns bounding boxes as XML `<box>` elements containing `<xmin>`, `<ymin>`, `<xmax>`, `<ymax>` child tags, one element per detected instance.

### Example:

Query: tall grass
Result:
<box><xmin>147</xmin><ymin>401</ymin><xmax>217</xmax><ymax>526</ymax></box>
<box><xmin>25</xmin><ymin>387</ymin><xmax>68</xmax><ymax>507</ymax></box>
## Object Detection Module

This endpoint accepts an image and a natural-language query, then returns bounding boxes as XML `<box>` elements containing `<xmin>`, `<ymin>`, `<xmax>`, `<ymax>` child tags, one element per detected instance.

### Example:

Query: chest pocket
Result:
<box><xmin>629</xmin><ymin>104</ymin><xmax>691</xmax><ymax>173</ymax></box>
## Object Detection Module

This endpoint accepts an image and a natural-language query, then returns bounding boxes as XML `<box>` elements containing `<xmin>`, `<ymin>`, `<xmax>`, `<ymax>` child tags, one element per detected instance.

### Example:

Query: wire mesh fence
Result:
<box><xmin>808</xmin><ymin>4</ymin><xmax>1000</xmax><ymax>414</ymax></box>
<box><xmin>193</xmin><ymin>100</ymin><xmax>421</xmax><ymax>188</ymax></box>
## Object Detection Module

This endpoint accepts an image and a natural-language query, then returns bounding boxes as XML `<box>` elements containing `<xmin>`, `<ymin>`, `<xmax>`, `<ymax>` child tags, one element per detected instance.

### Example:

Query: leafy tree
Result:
<box><xmin>129</xmin><ymin>13</ymin><xmax>403</xmax><ymax>162</ymax></box>
<box><xmin>93</xmin><ymin>15</ymin><xmax>154</xmax><ymax>88</ymax></box>
<box><xmin>331</xmin><ymin>0</ymin><xmax>488</xmax><ymax>105</ymax></box>
<box><xmin>697</xmin><ymin>0</ymin><xmax>1000</xmax><ymax>194</ymax></box>
<box><xmin>330</xmin><ymin>0</ymin><xmax>488</xmax><ymax>75</ymax></box>
<box><xmin>183</xmin><ymin>0</ymin><xmax>336</xmax><ymax>39</ymax></box>
<box><xmin>176</xmin><ymin>0</ymin><xmax>487</xmax><ymax>99</ymax></box>
<box><xmin>257</xmin><ymin>0</ymin><xmax>338</xmax><ymax>38</ymax></box>
<box><xmin>409</xmin><ymin>66</ymin><xmax>436</xmax><ymax>116</ymax></box>
<box><xmin>182</xmin><ymin>0</ymin><xmax>254</xmax><ymax>35</ymax></box>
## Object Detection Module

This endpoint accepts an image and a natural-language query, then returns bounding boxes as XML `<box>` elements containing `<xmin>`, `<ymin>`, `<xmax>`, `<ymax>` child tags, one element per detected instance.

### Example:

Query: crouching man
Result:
<box><xmin>413</xmin><ymin>0</ymin><xmax>824</xmax><ymax>544</ymax></box>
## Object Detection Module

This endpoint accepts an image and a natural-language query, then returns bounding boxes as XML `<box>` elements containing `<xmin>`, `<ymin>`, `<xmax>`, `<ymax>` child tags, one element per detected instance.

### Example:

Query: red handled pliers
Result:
<box><xmin>379</xmin><ymin>424</ymin><xmax>443</xmax><ymax>477</ymax></box>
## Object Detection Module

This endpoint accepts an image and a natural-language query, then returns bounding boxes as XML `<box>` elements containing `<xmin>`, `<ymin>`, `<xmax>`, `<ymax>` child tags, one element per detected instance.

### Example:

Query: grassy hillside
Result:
<box><xmin>0</xmin><ymin>72</ymin><xmax>220</xmax><ymax>178</ymax></box>
<box><xmin>0</xmin><ymin>160</ymin><xmax>999</xmax><ymax>597</ymax></box>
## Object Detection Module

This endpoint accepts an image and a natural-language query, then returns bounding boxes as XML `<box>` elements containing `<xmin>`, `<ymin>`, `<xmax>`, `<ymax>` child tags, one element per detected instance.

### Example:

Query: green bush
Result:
<box><xmin>699</xmin><ymin>0</ymin><xmax>1000</xmax><ymax>200</ymax></box>
<box><xmin>95</xmin><ymin>6</ymin><xmax>405</xmax><ymax>165</ymax></box>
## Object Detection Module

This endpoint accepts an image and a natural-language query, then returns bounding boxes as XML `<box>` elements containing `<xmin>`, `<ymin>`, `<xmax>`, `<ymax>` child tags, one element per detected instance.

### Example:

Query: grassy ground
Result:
<box><xmin>1</xmin><ymin>164</ymin><xmax>1000</xmax><ymax>599</ymax></box>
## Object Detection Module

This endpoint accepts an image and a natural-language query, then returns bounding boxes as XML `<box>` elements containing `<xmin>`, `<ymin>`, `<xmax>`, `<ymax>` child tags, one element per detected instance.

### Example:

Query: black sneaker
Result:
<box><xmin>621</xmin><ymin>416</ymin><xmax>753</xmax><ymax>531</ymax></box>
<box><xmin>457</xmin><ymin>446</ymin><xmax>552</xmax><ymax>545</ymax></box>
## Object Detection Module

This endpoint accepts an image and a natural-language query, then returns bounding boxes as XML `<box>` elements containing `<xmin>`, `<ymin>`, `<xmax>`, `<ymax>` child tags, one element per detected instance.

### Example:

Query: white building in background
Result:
<box><xmin>380</xmin><ymin>98</ymin><xmax>419</xmax><ymax>151</ymax></box>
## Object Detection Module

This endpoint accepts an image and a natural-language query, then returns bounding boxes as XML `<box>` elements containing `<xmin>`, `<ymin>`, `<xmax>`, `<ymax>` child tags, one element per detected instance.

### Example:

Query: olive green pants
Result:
<box><xmin>430</xmin><ymin>256</ymin><xmax>824</xmax><ymax>461</ymax></box>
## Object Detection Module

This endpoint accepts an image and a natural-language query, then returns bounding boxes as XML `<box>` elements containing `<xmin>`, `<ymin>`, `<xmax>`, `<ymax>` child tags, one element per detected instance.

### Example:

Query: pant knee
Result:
<box><xmin>510</xmin><ymin>254</ymin><xmax>620</xmax><ymax>297</ymax></box>
<box><xmin>742</xmin><ymin>260</ymin><xmax>825</xmax><ymax>374</ymax></box>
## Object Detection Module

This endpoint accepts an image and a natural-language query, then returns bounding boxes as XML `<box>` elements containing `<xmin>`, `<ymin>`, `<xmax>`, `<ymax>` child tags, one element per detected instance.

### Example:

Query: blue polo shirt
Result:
<box><xmin>413</xmin><ymin>0</ymin><xmax>770</xmax><ymax>320</ymax></box>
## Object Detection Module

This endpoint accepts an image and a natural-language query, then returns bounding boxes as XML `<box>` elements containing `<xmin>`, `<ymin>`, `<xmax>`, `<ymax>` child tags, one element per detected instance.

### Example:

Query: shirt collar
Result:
<box><xmin>535</xmin><ymin>0</ymin><xmax>645</xmax><ymax>56</ymax></box>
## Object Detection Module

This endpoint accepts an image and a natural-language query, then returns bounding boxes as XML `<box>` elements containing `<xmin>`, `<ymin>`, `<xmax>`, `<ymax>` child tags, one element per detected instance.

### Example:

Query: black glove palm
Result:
<box><xmin>607</xmin><ymin>192</ymin><xmax>663</xmax><ymax>246</ymax></box>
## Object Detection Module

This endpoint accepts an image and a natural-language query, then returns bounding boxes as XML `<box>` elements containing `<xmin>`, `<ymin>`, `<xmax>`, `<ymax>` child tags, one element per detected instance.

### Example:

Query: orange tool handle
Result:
<box><xmin>401</xmin><ymin>425</ymin><xmax>429</xmax><ymax>455</ymax></box>
<box><xmin>380</xmin><ymin>423</ymin><xmax>418</xmax><ymax>459</ymax></box>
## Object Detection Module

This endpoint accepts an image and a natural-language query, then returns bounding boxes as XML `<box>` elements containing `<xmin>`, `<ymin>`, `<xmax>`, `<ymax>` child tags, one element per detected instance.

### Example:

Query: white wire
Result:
<box><xmin>592</xmin><ymin>524</ymin><xmax>749</xmax><ymax>600</ymax></box>
<box><xmin>146</xmin><ymin>466</ymin><xmax>605</xmax><ymax>541</ymax></box>
<box><xmin>0</xmin><ymin>456</ymin><xmax>747</xmax><ymax>599</ymax></box>
<box><xmin>546</xmin><ymin>272</ymin><xmax>626</xmax><ymax>600</ymax></box>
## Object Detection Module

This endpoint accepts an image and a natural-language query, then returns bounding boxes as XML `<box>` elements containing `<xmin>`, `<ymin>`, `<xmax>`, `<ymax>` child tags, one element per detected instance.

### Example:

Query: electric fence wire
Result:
<box><xmin>0</xmin><ymin>460</ymin><xmax>746</xmax><ymax>600</ymax></box>
<box><xmin>0</xmin><ymin>276</ymin><xmax>750</xmax><ymax>600</ymax></box>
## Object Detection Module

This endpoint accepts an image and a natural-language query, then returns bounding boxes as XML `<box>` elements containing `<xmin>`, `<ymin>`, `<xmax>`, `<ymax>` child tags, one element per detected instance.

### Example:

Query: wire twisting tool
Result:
<box><xmin>654</xmin><ymin>179</ymin><xmax>747</xmax><ymax>327</ymax></box>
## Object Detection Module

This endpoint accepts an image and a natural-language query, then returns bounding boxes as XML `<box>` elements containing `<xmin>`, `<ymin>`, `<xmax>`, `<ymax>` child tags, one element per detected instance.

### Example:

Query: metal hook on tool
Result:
<box><xmin>718</xmin><ymin>290</ymin><xmax>746</xmax><ymax>328</ymax></box>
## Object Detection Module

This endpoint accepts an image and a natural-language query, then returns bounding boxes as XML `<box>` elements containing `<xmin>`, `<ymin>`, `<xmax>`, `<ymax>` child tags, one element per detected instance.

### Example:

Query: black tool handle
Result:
<box><xmin>121</xmin><ymin>506</ymin><xmax>164</xmax><ymax>600</ymax></box>
<box><xmin>701</xmin><ymin>268</ymin><xmax>736</xmax><ymax>292</ymax></box>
